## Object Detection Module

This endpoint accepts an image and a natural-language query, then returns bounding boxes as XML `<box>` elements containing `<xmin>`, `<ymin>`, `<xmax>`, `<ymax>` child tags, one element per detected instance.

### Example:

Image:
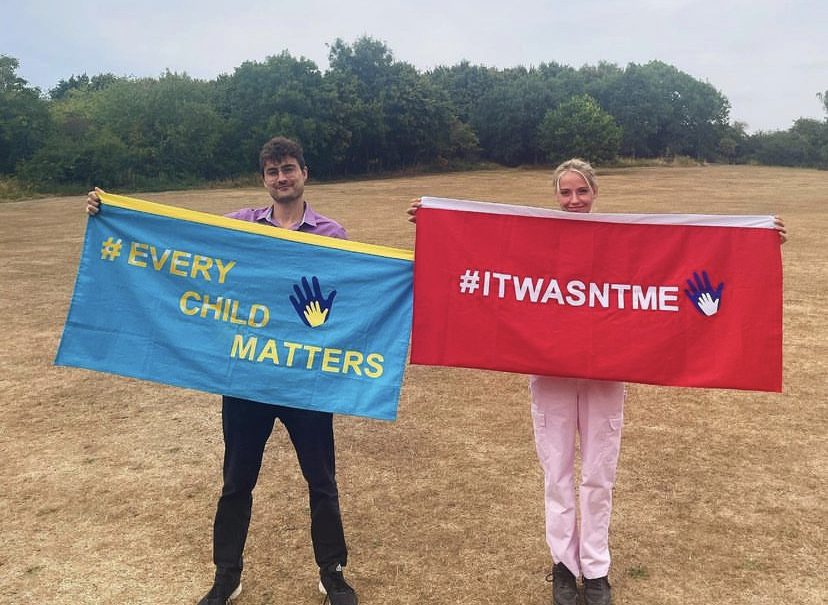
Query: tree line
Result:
<box><xmin>1</xmin><ymin>36</ymin><xmax>827</xmax><ymax>191</ymax></box>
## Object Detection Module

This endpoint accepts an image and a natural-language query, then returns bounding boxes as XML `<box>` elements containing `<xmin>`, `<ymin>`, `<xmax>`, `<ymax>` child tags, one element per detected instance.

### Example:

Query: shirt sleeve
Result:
<box><xmin>224</xmin><ymin>208</ymin><xmax>255</xmax><ymax>220</ymax></box>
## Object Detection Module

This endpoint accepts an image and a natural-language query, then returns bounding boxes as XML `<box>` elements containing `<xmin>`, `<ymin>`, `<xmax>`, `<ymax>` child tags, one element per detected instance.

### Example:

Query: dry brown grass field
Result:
<box><xmin>1</xmin><ymin>165</ymin><xmax>826</xmax><ymax>605</ymax></box>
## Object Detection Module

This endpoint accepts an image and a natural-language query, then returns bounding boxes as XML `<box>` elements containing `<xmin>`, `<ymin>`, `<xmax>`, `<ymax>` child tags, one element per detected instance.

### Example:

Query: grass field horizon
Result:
<box><xmin>1</xmin><ymin>164</ymin><xmax>826</xmax><ymax>604</ymax></box>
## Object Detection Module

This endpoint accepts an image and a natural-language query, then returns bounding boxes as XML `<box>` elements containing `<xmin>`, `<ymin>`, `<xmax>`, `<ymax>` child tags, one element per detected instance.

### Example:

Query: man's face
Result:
<box><xmin>262</xmin><ymin>157</ymin><xmax>308</xmax><ymax>204</ymax></box>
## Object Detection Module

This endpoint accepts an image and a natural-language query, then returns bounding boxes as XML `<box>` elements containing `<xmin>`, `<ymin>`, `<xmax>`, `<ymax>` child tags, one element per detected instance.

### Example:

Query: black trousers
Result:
<box><xmin>212</xmin><ymin>396</ymin><xmax>348</xmax><ymax>573</ymax></box>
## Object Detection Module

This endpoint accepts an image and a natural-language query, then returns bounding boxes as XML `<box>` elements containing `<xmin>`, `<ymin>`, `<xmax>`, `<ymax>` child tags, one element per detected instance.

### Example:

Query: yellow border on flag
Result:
<box><xmin>99</xmin><ymin>191</ymin><xmax>414</xmax><ymax>261</ymax></box>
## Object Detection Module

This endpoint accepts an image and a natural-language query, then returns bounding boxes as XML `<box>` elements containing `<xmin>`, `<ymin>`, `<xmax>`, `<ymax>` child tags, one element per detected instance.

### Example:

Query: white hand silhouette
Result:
<box><xmin>697</xmin><ymin>292</ymin><xmax>720</xmax><ymax>316</ymax></box>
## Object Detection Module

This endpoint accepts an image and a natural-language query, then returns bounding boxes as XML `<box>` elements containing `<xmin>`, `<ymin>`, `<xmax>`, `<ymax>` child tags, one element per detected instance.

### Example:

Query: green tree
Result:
<box><xmin>379</xmin><ymin>62</ymin><xmax>456</xmax><ymax>168</ymax></box>
<box><xmin>818</xmin><ymin>90</ymin><xmax>828</xmax><ymax>116</ymax></box>
<box><xmin>22</xmin><ymin>72</ymin><xmax>223</xmax><ymax>187</ymax></box>
<box><xmin>18</xmin><ymin>84</ymin><xmax>129</xmax><ymax>185</ymax></box>
<box><xmin>749</xmin><ymin>130</ymin><xmax>808</xmax><ymax>167</ymax></box>
<box><xmin>212</xmin><ymin>51</ymin><xmax>345</xmax><ymax>177</ymax></box>
<box><xmin>741</xmin><ymin>92</ymin><xmax>828</xmax><ymax>169</ymax></box>
<box><xmin>470</xmin><ymin>68</ymin><xmax>560</xmax><ymax>165</ymax></box>
<box><xmin>716</xmin><ymin>121</ymin><xmax>749</xmax><ymax>164</ymax></box>
<box><xmin>95</xmin><ymin>72</ymin><xmax>223</xmax><ymax>183</ymax></box>
<box><xmin>443</xmin><ymin>117</ymin><xmax>481</xmax><ymax>161</ymax></box>
<box><xmin>427</xmin><ymin>61</ymin><xmax>500</xmax><ymax>123</ymax></box>
<box><xmin>0</xmin><ymin>55</ymin><xmax>50</xmax><ymax>174</ymax></box>
<box><xmin>537</xmin><ymin>94</ymin><xmax>621</xmax><ymax>164</ymax></box>
<box><xmin>789</xmin><ymin>118</ymin><xmax>828</xmax><ymax>168</ymax></box>
<box><xmin>326</xmin><ymin>36</ymin><xmax>457</xmax><ymax>172</ymax></box>
<box><xmin>326</xmin><ymin>37</ymin><xmax>396</xmax><ymax>172</ymax></box>
<box><xmin>596</xmin><ymin>61</ymin><xmax>729</xmax><ymax>159</ymax></box>
<box><xmin>580</xmin><ymin>61</ymin><xmax>623</xmax><ymax>100</ymax></box>
<box><xmin>49</xmin><ymin>73</ymin><xmax>119</xmax><ymax>100</ymax></box>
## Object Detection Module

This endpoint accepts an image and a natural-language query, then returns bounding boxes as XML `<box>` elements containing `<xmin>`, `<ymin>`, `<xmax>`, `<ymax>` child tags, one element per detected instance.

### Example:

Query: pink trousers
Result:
<box><xmin>530</xmin><ymin>376</ymin><xmax>625</xmax><ymax>579</ymax></box>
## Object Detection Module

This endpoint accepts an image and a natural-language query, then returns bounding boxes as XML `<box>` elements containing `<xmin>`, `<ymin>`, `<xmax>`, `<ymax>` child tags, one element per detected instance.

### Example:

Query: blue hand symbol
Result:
<box><xmin>684</xmin><ymin>271</ymin><xmax>724</xmax><ymax>317</ymax></box>
<box><xmin>290</xmin><ymin>276</ymin><xmax>337</xmax><ymax>327</ymax></box>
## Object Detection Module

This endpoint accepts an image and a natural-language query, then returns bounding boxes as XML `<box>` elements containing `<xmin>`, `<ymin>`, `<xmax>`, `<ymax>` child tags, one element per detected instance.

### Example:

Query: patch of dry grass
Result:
<box><xmin>1</xmin><ymin>165</ymin><xmax>826</xmax><ymax>604</ymax></box>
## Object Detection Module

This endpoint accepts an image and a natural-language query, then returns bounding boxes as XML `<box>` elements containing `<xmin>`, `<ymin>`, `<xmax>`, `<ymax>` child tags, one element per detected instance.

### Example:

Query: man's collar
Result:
<box><xmin>266</xmin><ymin>201</ymin><xmax>315</xmax><ymax>229</ymax></box>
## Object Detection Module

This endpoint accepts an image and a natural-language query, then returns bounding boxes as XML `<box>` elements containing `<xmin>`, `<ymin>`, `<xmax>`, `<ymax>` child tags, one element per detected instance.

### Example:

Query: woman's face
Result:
<box><xmin>556</xmin><ymin>170</ymin><xmax>595</xmax><ymax>213</ymax></box>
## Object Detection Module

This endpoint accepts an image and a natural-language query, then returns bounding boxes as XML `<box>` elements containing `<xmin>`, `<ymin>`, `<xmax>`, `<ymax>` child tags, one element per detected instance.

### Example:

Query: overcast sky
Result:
<box><xmin>4</xmin><ymin>0</ymin><xmax>826</xmax><ymax>133</ymax></box>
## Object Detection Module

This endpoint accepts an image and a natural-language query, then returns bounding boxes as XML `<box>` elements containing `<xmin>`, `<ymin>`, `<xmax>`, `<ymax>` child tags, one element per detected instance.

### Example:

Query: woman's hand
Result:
<box><xmin>774</xmin><ymin>215</ymin><xmax>787</xmax><ymax>245</ymax></box>
<box><xmin>407</xmin><ymin>198</ymin><xmax>422</xmax><ymax>224</ymax></box>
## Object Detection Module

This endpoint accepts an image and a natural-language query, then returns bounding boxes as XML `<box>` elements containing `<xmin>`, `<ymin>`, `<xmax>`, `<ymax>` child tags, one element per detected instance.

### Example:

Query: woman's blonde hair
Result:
<box><xmin>552</xmin><ymin>158</ymin><xmax>598</xmax><ymax>194</ymax></box>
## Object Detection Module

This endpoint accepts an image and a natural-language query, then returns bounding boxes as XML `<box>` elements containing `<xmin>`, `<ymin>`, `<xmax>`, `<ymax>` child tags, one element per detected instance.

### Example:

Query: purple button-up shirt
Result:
<box><xmin>226</xmin><ymin>202</ymin><xmax>347</xmax><ymax>240</ymax></box>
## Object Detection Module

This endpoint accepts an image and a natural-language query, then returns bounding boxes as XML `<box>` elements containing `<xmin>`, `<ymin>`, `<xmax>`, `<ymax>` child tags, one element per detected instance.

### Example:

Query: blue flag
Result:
<box><xmin>55</xmin><ymin>192</ymin><xmax>414</xmax><ymax>420</ymax></box>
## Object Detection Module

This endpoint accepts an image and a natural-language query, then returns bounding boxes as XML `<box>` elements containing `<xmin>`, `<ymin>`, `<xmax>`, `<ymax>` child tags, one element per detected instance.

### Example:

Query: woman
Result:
<box><xmin>531</xmin><ymin>159</ymin><xmax>622</xmax><ymax>605</ymax></box>
<box><xmin>408</xmin><ymin>159</ymin><xmax>787</xmax><ymax>605</ymax></box>
<box><xmin>532</xmin><ymin>160</ymin><xmax>786</xmax><ymax>605</ymax></box>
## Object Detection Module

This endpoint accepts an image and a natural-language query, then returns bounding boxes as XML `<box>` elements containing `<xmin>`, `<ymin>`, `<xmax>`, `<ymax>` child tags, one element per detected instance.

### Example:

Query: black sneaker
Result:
<box><xmin>318</xmin><ymin>563</ymin><xmax>358</xmax><ymax>605</ymax></box>
<box><xmin>583</xmin><ymin>575</ymin><xmax>611</xmax><ymax>605</ymax></box>
<box><xmin>197</xmin><ymin>569</ymin><xmax>242</xmax><ymax>605</ymax></box>
<box><xmin>546</xmin><ymin>562</ymin><xmax>580</xmax><ymax>605</ymax></box>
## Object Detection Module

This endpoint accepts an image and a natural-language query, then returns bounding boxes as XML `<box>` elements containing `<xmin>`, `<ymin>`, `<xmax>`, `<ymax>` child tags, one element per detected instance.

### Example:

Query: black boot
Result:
<box><xmin>547</xmin><ymin>562</ymin><xmax>579</xmax><ymax>605</ymax></box>
<box><xmin>319</xmin><ymin>563</ymin><xmax>358</xmax><ymax>605</ymax></box>
<box><xmin>583</xmin><ymin>575</ymin><xmax>611</xmax><ymax>605</ymax></box>
<box><xmin>197</xmin><ymin>568</ymin><xmax>241</xmax><ymax>605</ymax></box>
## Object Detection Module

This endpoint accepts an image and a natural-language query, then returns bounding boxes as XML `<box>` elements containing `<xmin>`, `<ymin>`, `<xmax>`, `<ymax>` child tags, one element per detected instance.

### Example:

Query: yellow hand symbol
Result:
<box><xmin>303</xmin><ymin>300</ymin><xmax>329</xmax><ymax>328</ymax></box>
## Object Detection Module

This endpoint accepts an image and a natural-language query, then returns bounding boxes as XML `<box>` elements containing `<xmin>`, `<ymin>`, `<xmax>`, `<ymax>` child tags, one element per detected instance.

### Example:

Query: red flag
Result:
<box><xmin>411</xmin><ymin>197</ymin><xmax>782</xmax><ymax>392</ymax></box>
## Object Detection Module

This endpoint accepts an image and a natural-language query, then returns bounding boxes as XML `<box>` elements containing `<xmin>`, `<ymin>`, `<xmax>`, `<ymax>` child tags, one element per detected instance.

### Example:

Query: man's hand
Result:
<box><xmin>86</xmin><ymin>187</ymin><xmax>104</xmax><ymax>215</ymax></box>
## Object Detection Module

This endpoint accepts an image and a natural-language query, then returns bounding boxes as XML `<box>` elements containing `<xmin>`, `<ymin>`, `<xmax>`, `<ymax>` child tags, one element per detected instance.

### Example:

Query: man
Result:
<box><xmin>86</xmin><ymin>137</ymin><xmax>358</xmax><ymax>605</ymax></box>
